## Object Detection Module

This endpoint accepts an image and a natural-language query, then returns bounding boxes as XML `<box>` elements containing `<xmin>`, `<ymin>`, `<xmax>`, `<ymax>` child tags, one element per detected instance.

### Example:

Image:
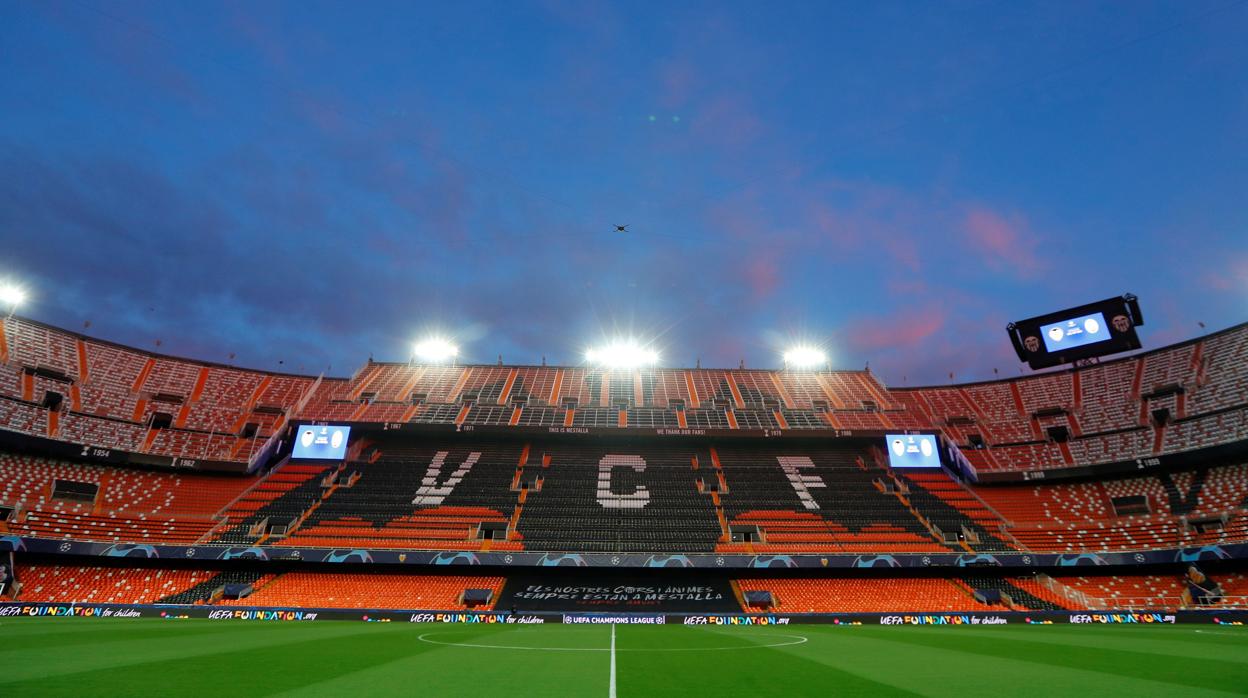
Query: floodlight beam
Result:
<box><xmin>413</xmin><ymin>338</ymin><xmax>459</xmax><ymax>363</ymax></box>
<box><xmin>586</xmin><ymin>340</ymin><xmax>660</xmax><ymax>368</ymax></box>
<box><xmin>783</xmin><ymin>346</ymin><xmax>827</xmax><ymax>369</ymax></box>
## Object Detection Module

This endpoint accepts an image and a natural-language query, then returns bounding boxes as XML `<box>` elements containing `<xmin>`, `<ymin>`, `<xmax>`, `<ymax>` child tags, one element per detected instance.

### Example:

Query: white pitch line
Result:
<box><xmin>608</xmin><ymin>623</ymin><xmax>617</xmax><ymax>698</ymax></box>
<box><xmin>415</xmin><ymin>632</ymin><xmax>810</xmax><ymax>652</ymax></box>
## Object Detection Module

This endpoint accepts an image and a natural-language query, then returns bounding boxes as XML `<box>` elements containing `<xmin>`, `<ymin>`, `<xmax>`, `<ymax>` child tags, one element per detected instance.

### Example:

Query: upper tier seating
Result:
<box><xmin>4</xmin><ymin>446</ymin><xmax>1245</xmax><ymax>555</ymax></box>
<box><xmin>213</xmin><ymin>463</ymin><xmax>338</xmax><ymax>544</ymax></box>
<box><xmin>275</xmin><ymin>444</ymin><xmax>524</xmax><ymax>550</ymax></box>
<box><xmin>714</xmin><ymin>446</ymin><xmax>953</xmax><ymax>553</ymax></box>
<box><xmin>516</xmin><ymin>443</ymin><xmax>722</xmax><ymax>553</ymax></box>
<box><xmin>0</xmin><ymin>451</ymin><xmax>255</xmax><ymax>543</ymax></box>
<box><xmin>0</xmin><ymin>317</ymin><xmax>314</xmax><ymax>463</ymax></box>
<box><xmin>966</xmin><ymin>462</ymin><xmax>1248</xmax><ymax>552</ymax></box>
<box><xmin>3</xmin><ymin>315</ymin><xmax>1248</xmax><ymax>474</ymax></box>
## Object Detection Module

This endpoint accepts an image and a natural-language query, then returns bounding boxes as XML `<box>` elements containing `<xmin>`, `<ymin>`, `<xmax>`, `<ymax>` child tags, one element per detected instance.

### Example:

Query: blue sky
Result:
<box><xmin>2</xmin><ymin>1</ymin><xmax>1245</xmax><ymax>384</ymax></box>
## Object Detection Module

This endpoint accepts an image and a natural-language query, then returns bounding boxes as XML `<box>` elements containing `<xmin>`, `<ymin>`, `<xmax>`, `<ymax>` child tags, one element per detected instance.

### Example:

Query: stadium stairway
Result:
<box><xmin>279</xmin><ymin>444</ymin><xmax>524</xmax><ymax>550</ymax></box>
<box><xmin>894</xmin><ymin>472</ymin><xmax>1015</xmax><ymax>552</ymax></box>
<box><xmin>157</xmin><ymin>569</ymin><xmax>272</xmax><ymax>605</ymax></box>
<box><xmin>959</xmin><ymin>574</ymin><xmax>1066</xmax><ymax>611</ymax></box>
<box><xmin>715</xmin><ymin>445</ymin><xmax>949</xmax><ymax>554</ymax></box>
<box><xmin>515</xmin><ymin>443</ymin><xmax>721</xmax><ymax>553</ymax></box>
<box><xmin>212</xmin><ymin>464</ymin><xmax>338</xmax><ymax>544</ymax></box>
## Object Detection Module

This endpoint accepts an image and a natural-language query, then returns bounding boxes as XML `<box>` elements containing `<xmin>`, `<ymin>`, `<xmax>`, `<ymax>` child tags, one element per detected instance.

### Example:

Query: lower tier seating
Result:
<box><xmin>737</xmin><ymin>578</ymin><xmax>986</xmax><ymax>613</ymax></box>
<box><xmin>1052</xmin><ymin>574</ymin><xmax>1189</xmax><ymax>609</ymax></box>
<box><xmin>15</xmin><ymin>564</ymin><xmax>216</xmax><ymax>604</ymax></box>
<box><xmin>217</xmin><ymin>572</ymin><xmax>506</xmax><ymax>610</ymax></box>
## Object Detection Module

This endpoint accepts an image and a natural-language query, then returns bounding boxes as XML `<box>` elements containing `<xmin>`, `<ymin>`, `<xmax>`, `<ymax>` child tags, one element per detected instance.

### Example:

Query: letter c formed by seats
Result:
<box><xmin>597</xmin><ymin>454</ymin><xmax>649</xmax><ymax>509</ymax></box>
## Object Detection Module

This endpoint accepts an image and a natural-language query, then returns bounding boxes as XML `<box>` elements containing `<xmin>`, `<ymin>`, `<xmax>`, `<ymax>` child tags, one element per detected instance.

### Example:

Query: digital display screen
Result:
<box><xmin>885</xmin><ymin>434</ymin><xmax>940</xmax><ymax>468</ymax></box>
<box><xmin>1039</xmin><ymin>312</ymin><xmax>1110</xmax><ymax>352</ymax></box>
<box><xmin>291</xmin><ymin>424</ymin><xmax>351</xmax><ymax>460</ymax></box>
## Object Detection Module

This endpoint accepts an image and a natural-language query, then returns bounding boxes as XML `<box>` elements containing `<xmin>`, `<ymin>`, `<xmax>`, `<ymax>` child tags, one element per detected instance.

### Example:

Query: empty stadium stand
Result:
<box><xmin>515</xmin><ymin>443</ymin><xmax>720</xmax><ymax>553</ymax></box>
<box><xmin>214</xmin><ymin>572</ymin><xmax>505</xmax><ymax>610</ymax></box>
<box><xmin>4</xmin><ymin>315</ymin><xmax>1248</xmax><ymax>480</ymax></box>
<box><xmin>0</xmin><ymin>452</ymin><xmax>256</xmax><ymax>543</ymax></box>
<box><xmin>275</xmin><ymin>444</ymin><xmax>524</xmax><ymax>550</ymax></box>
<box><xmin>1051</xmin><ymin>574</ymin><xmax>1190</xmax><ymax>610</ymax></box>
<box><xmin>15</xmin><ymin>563</ymin><xmax>217</xmax><ymax>604</ymax></box>
<box><xmin>736</xmin><ymin>578</ymin><xmax>988</xmax><ymax>613</ymax></box>
<box><xmin>1</xmin><ymin>315</ymin><xmax>1248</xmax><ymax>579</ymax></box>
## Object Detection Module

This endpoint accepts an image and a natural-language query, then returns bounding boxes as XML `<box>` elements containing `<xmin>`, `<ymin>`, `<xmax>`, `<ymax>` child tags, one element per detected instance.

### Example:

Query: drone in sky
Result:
<box><xmin>614</xmin><ymin>224</ymin><xmax>628</xmax><ymax>233</ymax></box>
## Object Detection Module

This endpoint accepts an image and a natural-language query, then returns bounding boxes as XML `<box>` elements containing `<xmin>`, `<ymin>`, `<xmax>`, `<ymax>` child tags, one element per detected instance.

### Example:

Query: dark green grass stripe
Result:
<box><xmin>0</xmin><ymin>621</ymin><xmax>277</xmax><ymax>651</ymax></box>
<box><xmin>872</xmin><ymin>627</ymin><xmax>1248</xmax><ymax>693</ymax></box>
<box><xmin>891</xmin><ymin>626</ymin><xmax>1248</xmax><ymax>664</ymax></box>
<box><xmin>0</xmin><ymin>623</ymin><xmax>484</xmax><ymax>697</ymax></box>
<box><xmin>0</xmin><ymin>621</ymin><xmax>395</xmax><ymax>685</ymax></box>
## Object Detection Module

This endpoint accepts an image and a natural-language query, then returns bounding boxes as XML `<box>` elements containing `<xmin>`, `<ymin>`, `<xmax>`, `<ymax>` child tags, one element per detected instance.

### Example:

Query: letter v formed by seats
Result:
<box><xmin>412</xmin><ymin>451</ymin><xmax>482</xmax><ymax>505</ymax></box>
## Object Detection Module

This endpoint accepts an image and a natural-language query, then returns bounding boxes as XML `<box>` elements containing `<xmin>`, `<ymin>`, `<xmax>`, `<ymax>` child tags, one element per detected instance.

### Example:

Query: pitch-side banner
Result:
<box><xmin>2</xmin><ymin>604</ymin><xmax>1246</xmax><ymax>626</ymax></box>
<box><xmin>497</xmin><ymin>577</ymin><xmax>740</xmax><ymax>613</ymax></box>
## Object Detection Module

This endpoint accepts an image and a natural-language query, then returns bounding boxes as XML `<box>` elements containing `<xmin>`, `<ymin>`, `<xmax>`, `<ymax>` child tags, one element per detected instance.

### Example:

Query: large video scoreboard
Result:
<box><xmin>1007</xmin><ymin>295</ymin><xmax>1144</xmax><ymax>370</ymax></box>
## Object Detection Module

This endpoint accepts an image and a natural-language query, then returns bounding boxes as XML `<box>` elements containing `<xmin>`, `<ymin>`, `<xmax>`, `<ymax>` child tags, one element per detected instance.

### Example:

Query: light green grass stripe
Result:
<box><xmin>621</xmin><ymin>625</ymin><xmax>922</xmax><ymax>697</ymax></box>
<box><xmin>268</xmin><ymin>625</ymin><xmax>611</xmax><ymax>698</ymax></box>
<box><xmin>859</xmin><ymin>625</ymin><xmax>1248</xmax><ymax>694</ymax></box>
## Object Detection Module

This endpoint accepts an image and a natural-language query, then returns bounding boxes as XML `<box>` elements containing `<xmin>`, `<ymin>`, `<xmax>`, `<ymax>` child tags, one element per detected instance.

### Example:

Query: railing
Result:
<box><xmin>1194</xmin><ymin>595</ymin><xmax>1248</xmax><ymax>609</ymax></box>
<box><xmin>1094</xmin><ymin>595</ymin><xmax>1186</xmax><ymax>611</ymax></box>
<box><xmin>1035</xmin><ymin>573</ymin><xmax>1100</xmax><ymax>608</ymax></box>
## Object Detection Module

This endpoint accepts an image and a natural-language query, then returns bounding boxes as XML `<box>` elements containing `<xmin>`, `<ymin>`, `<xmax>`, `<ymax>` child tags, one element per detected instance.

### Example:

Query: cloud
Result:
<box><xmin>1202</xmin><ymin>255</ymin><xmax>1248</xmax><ymax>291</ymax></box>
<box><xmin>841</xmin><ymin>306</ymin><xmax>948</xmax><ymax>354</ymax></box>
<box><xmin>962</xmin><ymin>206</ymin><xmax>1046</xmax><ymax>276</ymax></box>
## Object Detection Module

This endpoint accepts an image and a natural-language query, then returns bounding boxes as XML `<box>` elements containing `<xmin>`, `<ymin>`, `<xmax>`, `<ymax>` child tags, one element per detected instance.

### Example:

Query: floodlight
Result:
<box><xmin>586</xmin><ymin>340</ymin><xmax>659</xmax><ymax>368</ymax></box>
<box><xmin>0</xmin><ymin>284</ymin><xmax>25</xmax><ymax>308</ymax></box>
<box><xmin>783</xmin><ymin>346</ymin><xmax>827</xmax><ymax>369</ymax></box>
<box><xmin>413</xmin><ymin>338</ymin><xmax>458</xmax><ymax>362</ymax></box>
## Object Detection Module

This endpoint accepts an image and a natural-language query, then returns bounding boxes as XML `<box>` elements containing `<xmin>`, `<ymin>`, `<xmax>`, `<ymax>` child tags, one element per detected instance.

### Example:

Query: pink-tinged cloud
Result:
<box><xmin>807</xmin><ymin>201</ymin><xmax>861</xmax><ymax>249</ymax></box>
<box><xmin>692</xmin><ymin>94</ymin><xmax>764</xmax><ymax>149</ymax></box>
<box><xmin>1203</xmin><ymin>255</ymin><xmax>1248</xmax><ymax>291</ymax></box>
<box><xmin>843</xmin><ymin>306</ymin><xmax>948</xmax><ymax>353</ymax></box>
<box><xmin>882</xmin><ymin>238</ymin><xmax>922</xmax><ymax>272</ymax></box>
<box><xmin>743</xmin><ymin>255</ymin><xmax>780</xmax><ymax>300</ymax></box>
<box><xmin>962</xmin><ymin>206</ymin><xmax>1045</xmax><ymax>276</ymax></box>
<box><xmin>659</xmin><ymin>59</ymin><xmax>697</xmax><ymax>109</ymax></box>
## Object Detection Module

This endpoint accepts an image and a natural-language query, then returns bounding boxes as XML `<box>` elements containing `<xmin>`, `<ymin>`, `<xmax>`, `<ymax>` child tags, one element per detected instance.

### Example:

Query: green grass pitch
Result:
<box><xmin>2</xmin><ymin>618</ymin><xmax>1246</xmax><ymax>697</ymax></box>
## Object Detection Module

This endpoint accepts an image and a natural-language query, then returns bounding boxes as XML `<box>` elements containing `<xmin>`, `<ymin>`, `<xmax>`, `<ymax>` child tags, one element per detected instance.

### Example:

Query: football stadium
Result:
<box><xmin>4</xmin><ymin>2</ymin><xmax>1248</xmax><ymax>696</ymax></box>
